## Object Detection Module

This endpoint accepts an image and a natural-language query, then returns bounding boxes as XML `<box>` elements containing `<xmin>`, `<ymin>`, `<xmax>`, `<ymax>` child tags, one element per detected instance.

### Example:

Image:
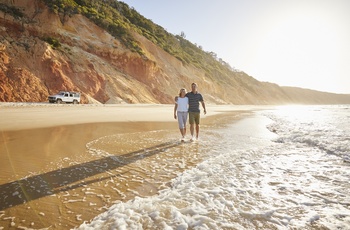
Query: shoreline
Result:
<box><xmin>0</xmin><ymin>103</ymin><xmax>269</xmax><ymax>229</ymax></box>
<box><xmin>0</xmin><ymin>104</ymin><xmax>256</xmax><ymax>182</ymax></box>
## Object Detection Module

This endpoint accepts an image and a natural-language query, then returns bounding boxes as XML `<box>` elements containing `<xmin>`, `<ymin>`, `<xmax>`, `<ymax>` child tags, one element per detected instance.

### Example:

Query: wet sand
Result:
<box><xmin>0</xmin><ymin>103</ymin><xmax>264</xmax><ymax>229</ymax></box>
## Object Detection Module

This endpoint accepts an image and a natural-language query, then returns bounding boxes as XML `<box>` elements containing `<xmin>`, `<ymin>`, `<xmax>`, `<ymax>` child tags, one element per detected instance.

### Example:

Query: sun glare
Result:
<box><xmin>274</xmin><ymin>105</ymin><xmax>320</xmax><ymax>122</ymax></box>
<box><xmin>238</xmin><ymin>1</ymin><xmax>349</xmax><ymax>93</ymax></box>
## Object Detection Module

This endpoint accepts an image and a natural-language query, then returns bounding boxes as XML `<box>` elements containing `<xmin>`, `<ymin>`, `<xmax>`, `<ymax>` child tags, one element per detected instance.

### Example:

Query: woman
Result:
<box><xmin>174</xmin><ymin>88</ymin><xmax>189</xmax><ymax>142</ymax></box>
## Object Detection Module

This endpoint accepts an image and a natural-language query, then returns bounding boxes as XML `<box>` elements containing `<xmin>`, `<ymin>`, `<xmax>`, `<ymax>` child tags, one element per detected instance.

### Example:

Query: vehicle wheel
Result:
<box><xmin>57</xmin><ymin>99</ymin><xmax>62</xmax><ymax>104</ymax></box>
<box><xmin>73</xmin><ymin>100</ymin><xmax>78</xmax><ymax>104</ymax></box>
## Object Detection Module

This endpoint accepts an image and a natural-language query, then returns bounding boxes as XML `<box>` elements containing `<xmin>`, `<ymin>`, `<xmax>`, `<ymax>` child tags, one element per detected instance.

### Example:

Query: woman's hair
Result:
<box><xmin>179</xmin><ymin>88</ymin><xmax>187</xmax><ymax>96</ymax></box>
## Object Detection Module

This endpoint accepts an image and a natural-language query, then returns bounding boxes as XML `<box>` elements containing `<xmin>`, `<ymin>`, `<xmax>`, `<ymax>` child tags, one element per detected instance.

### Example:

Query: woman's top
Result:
<box><xmin>176</xmin><ymin>97</ymin><xmax>189</xmax><ymax>112</ymax></box>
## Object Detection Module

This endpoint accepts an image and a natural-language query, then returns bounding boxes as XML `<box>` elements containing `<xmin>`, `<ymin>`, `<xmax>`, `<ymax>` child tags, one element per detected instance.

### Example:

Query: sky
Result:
<box><xmin>121</xmin><ymin>0</ymin><xmax>350</xmax><ymax>94</ymax></box>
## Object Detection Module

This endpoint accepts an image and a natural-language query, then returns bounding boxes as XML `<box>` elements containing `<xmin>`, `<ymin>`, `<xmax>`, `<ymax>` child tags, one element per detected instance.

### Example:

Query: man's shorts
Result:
<box><xmin>189</xmin><ymin>112</ymin><xmax>200</xmax><ymax>125</ymax></box>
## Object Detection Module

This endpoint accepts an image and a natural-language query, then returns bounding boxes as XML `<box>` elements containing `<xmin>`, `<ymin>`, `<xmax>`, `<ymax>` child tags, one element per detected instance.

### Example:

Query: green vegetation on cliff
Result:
<box><xmin>0</xmin><ymin>3</ymin><xmax>24</xmax><ymax>19</ymax></box>
<box><xmin>41</xmin><ymin>0</ymin><xmax>238</xmax><ymax>80</ymax></box>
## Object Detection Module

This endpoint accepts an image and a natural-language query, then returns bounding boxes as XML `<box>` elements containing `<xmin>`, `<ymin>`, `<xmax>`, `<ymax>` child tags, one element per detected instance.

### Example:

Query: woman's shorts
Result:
<box><xmin>177</xmin><ymin>111</ymin><xmax>188</xmax><ymax>129</ymax></box>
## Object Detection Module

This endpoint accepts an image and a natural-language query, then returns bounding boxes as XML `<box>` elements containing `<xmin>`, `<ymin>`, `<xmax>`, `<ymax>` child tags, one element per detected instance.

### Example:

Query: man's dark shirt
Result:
<box><xmin>186</xmin><ymin>92</ymin><xmax>204</xmax><ymax>113</ymax></box>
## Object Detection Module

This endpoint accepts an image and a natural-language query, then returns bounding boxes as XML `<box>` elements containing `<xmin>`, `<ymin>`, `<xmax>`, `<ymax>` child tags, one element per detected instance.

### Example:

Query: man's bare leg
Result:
<box><xmin>190</xmin><ymin>124</ymin><xmax>195</xmax><ymax>140</ymax></box>
<box><xmin>196</xmin><ymin>124</ymin><xmax>200</xmax><ymax>139</ymax></box>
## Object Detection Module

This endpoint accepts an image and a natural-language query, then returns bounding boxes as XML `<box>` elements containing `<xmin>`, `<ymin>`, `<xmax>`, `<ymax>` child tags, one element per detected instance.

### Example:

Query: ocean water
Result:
<box><xmin>78</xmin><ymin>105</ymin><xmax>350</xmax><ymax>230</ymax></box>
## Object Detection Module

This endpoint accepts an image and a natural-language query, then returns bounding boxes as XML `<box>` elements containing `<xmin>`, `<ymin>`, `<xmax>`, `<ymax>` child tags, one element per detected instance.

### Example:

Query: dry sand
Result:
<box><xmin>0</xmin><ymin>103</ymin><xmax>263</xmax><ymax>131</ymax></box>
<box><xmin>0</xmin><ymin>103</ymin><xmax>269</xmax><ymax>229</ymax></box>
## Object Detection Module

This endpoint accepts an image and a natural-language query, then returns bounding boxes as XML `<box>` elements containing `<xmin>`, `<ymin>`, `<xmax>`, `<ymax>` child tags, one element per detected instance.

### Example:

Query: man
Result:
<box><xmin>186</xmin><ymin>82</ymin><xmax>206</xmax><ymax>141</ymax></box>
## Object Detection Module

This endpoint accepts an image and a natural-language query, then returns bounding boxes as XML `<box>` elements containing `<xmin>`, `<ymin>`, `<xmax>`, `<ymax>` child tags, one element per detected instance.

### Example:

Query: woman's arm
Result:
<box><xmin>174</xmin><ymin>103</ymin><xmax>178</xmax><ymax>119</ymax></box>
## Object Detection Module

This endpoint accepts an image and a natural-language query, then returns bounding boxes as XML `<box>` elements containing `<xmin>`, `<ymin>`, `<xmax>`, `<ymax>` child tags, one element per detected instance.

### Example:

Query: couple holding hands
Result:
<box><xmin>174</xmin><ymin>82</ymin><xmax>206</xmax><ymax>142</ymax></box>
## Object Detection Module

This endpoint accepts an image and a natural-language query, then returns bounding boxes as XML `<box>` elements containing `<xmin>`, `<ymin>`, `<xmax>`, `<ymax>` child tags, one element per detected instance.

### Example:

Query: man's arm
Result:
<box><xmin>201</xmin><ymin>101</ymin><xmax>206</xmax><ymax>115</ymax></box>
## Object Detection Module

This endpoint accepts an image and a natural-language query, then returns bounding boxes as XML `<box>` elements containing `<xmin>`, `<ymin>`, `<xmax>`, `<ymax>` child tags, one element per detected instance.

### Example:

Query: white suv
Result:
<box><xmin>48</xmin><ymin>91</ymin><xmax>81</xmax><ymax>104</ymax></box>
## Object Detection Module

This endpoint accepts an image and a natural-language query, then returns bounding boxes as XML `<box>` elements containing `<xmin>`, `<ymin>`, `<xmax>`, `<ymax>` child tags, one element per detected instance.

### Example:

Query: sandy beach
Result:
<box><xmin>2</xmin><ymin>103</ymin><xmax>349</xmax><ymax>229</ymax></box>
<box><xmin>0</xmin><ymin>103</ymin><xmax>261</xmax><ymax>229</ymax></box>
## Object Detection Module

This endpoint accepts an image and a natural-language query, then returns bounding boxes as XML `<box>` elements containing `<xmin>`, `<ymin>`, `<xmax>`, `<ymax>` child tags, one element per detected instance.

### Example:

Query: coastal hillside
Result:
<box><xmin>1</xmin><ymin>0</ymin><xmax>349</xmax><ymax>104</ymax></box>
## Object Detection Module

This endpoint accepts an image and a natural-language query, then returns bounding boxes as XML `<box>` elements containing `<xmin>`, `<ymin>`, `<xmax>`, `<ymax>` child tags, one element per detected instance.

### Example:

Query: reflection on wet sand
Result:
<box><xmin>0</xmin><ymin>120</ymin><xmax>209</xmax><ymax>229</ymax></box>
<box><xmin>0</xmin><ymin>111</ymin><xmax>244</xmax><ymax>229</ymax></box>
<box><xmin>0</xmin><ymin>122</ymin><xmax>175</xmax><ymax>228</ymax></box>
<box><xmin>0</xmin><ymin>141</ymin><xmax>180</xmax><ymax>211</ymax></box>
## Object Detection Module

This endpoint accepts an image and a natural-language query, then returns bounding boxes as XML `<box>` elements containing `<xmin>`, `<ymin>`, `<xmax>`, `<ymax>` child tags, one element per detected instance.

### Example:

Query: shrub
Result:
<box><xmin>44</xmin><ymin>37</ymin><xmax>61</xmax><ymax>49</ymax></box>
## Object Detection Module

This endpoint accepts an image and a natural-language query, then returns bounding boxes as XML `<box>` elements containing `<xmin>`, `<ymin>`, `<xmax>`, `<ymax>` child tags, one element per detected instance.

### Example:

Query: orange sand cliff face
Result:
<box><xmin>1</xmin><ymin>0</ymin><xmax>349</xmax><ymax>105</ymax></box>
<box><xmin>0</xmin><ymin>0</ymin><xmax>166</xmax><ymax>104</ymax></box>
